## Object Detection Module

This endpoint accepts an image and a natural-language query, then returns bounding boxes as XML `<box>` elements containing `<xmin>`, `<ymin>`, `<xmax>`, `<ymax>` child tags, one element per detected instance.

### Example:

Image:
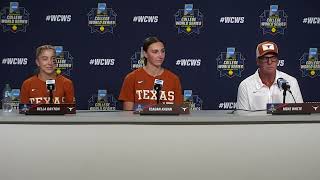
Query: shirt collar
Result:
<box><xmin>254</xmin><ymin>69</ymin><xmax>279</xmax><ymax>89</ymax></box>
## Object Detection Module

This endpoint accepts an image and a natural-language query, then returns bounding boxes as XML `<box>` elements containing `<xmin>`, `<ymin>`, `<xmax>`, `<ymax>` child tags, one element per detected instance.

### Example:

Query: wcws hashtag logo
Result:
<box><xmin>2</xmin><ymin>58</ymin><xmax>28</xmax><ymax>65</ymax></box>
<box><xmin>133</xmin><ymin>16</ymin><xmax>158</xmax><ymax>23</ymax></box>
<box><xmin>176</xmin><ymin>59</ymin><xmax>201</xmax><ymax>67</ymax></box>
<box><xmin>218</xmin><ymin>102</ymin><xmax>236</xmax><ymax>110</ymax></box>
<box><xmin>46</xmin><ymin>15</ymin><xmax>71</xmax><ymax>22</ymax></box>
<box><xmin>220</xmin><ymin>17</ymin><xmax>244</xmax><ymax>24</ymax></box>
<box><xmin>303</xmin><ymin>17</ymin><xmax>320</xmax><ymax>24</ymax></box>
<box><xmin>89</xmin><ymin>59</ymin><xmax>115</xmax><ymax>66</ymax></box>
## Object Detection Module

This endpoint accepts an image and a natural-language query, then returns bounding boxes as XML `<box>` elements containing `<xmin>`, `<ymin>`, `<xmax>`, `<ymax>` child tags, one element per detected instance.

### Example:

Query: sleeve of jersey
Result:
<box><xmin>64</xmin><ymin>79</ymin><xmax>75</xmax><ymax>104</ymax></box>
<box><xmin>174</xmin><ymin>76</ymin><xmax>183</xmax><ymax>105</ymax></box>
<box><xmin>20</xmin><ymin>80</ymin><xmax>30</xmax><ymax>104</ymax></box>
<box><xmin>118</xmin><ymin>74</ymin><xmax>135</xmax><ymax>102</ymax></box>
<box><xmin>236</xmin><ymin>81</ymin><xmax>250</xmax><ymax>110</ymax></box>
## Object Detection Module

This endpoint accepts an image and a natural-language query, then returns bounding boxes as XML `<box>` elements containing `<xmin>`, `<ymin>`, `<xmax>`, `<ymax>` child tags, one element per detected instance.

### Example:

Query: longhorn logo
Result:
<box><xmin>67</xmin><ymin>107</ymin><xmax>74</xmax><ymax>111</ymax></box>
<box><xmin>181</xmin><ymin>107</ymin><xmax>188</xmax><ymax>111</ymax></box>
<box><xmin>312</xmin><ymin>106</ymin><xmax>319</xmax><ymax>111</ymax></box>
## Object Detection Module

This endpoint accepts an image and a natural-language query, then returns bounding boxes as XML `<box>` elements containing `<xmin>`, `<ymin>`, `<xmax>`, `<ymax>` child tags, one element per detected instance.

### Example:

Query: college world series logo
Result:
<box><xmin>300</xmin><ymin>48</ymin><xmax>320</xmax><ymax>78</ymax></box>
<box><xmin>54</xmin><ymin>46</ymin><xmax>73</xmax><ymax>76</ymax></box>
<box><xmin>174</xmin><ymin>4</ymin><xmax>204</xmax><ymax>35</ymax></box>
<box><xmin>260</xmin><ymin>5</ymin><xmax>288</xmax><ymax>35</ymax></box>
<box><xmin>88</xmin><ymin>89</ymin><xmax>117</xmax><ymax>111</ymax></box>
<box><xmin>87</xmin><ymin>3</ymin><xmax>117</xmax><ymax>34</ymax></box>
<box><xmin>0</xmin><ymin>2</ymin><xmax>29</xmax><ymax>33</ymax></box>
<box><xmin>217</xmin><ymin>47</ymin><xmax>245</xmax><ymax>78</ymax></box>
<box><xmin>131</xmin><ymin>47</ymin><xmax>145</xmax><ymax>69</ymax></box>
<box><xmin>183</xmin><ymin>90</ymin><xmax>203</xmax><ymax>111</ymax></box>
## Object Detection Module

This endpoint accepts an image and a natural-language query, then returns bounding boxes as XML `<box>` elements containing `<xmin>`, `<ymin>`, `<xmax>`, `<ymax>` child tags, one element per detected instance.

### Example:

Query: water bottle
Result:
<box><xmin>2</xmin><ymin>84</ymin><xmax>12</xmax><ymax>112</ymax></box>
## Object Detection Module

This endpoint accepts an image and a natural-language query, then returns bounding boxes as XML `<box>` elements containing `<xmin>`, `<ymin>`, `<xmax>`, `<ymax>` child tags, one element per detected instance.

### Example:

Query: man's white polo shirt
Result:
<box><xmin>236</xmin><ymin>70</ymin><xmax>303</xmax><ymax>111</ymax></box>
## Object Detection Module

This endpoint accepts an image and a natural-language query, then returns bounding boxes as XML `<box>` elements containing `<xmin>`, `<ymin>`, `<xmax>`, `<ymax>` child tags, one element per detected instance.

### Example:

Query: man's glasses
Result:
<box><xmin>259</xmin><ymin>55</ymin><xmax>278</xmax><ymax>63</ymax></box>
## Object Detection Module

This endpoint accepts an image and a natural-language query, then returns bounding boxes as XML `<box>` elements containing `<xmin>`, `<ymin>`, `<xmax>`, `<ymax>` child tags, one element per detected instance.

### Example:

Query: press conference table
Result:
<box><xmin>1</xmin><ymin>110</ymin><xmax>320</xmax><ymax>180</ymax></box>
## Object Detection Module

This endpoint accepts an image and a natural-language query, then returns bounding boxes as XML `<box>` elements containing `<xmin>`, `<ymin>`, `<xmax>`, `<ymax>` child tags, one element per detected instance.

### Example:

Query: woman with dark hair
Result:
<box><xmin>119</xmin><ymin>37</ymin><xmax>183</xmax><ymax>110</ymax></box>
<box><xmin>20</xmin><ymin>45</ymin><xmax>75</xmax><ymax>104</ymax></box>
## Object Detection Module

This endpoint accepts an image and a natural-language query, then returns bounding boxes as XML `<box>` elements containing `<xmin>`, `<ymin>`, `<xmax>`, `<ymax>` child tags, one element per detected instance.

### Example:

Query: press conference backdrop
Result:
<box><xmin>1</xmin><ymin>0</ymin><xmax>319</xmax><ymax>110</ymax></box>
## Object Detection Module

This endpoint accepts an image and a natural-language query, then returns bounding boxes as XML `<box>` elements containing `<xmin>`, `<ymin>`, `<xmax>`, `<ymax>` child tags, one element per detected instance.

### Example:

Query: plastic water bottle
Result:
<box><xmin>2</xmin><ymin>84</ymin><xmax>12</xmax><ymax>112</ymax></box>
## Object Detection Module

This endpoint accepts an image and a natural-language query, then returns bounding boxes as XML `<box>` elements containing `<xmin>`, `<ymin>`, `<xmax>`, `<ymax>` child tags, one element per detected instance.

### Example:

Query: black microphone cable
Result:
<box><xmin>288</xmin><ymin>90</ymin><xmax>297</xmax><ymax>103</ymax></box>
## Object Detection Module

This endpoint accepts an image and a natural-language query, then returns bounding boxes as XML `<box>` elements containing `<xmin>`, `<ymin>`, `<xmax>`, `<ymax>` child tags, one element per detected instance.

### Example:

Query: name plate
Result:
<box><xmin>19</xmin><ymin>104</ymin><xmax>76</xmax><ymax>115</ymax></box>
<box><xmin>135</xmin><ymin>104</ymin><xmax>190</xmax><ymax>115</ymax></box>
<box><xmin>267</xmin><ymin>103</ymin><xmax>320</xmax><ymax>115</ymax></box>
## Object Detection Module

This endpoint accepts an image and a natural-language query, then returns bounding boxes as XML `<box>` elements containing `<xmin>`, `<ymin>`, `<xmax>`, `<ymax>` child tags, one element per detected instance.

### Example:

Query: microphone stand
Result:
<box><xmin>156</xmin><ymin>89</ymin><xmax>160</xmax><ymax>104</ymax></box>
<box><xmin>49</xmin><ymin>90</ymin><xmax>53</xmax><ymax>104</ymax></box>
<box><xmin>47</xmin><ymin>84</ymin><xmax>55</xmax><ymax>104</ymax></box>
<box><xmin>282</xmin><ymin>89</ymin><xmax>286</xmax><ymax>104</ymax></box>
<box><xmin>46</xmin><ymin>80</ymin><xmax>55</xmax><ymax>104</ymax></box>
<box><xmin>282</xmin><ymin>84</ymin><xmax>290</xmax><ymax>104</ymax></box>
<box><xmin>154</xmin><ymin>84</ymin><xmax>161</xmax><ymax>104</ymax></box>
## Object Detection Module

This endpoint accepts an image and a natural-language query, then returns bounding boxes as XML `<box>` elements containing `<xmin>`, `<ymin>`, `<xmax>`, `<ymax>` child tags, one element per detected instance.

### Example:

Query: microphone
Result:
<box><xmin>277</xmin><ymin>78</ymin><xmax>296</xmax><ymax>103</ymax></box>
<box><xmin>277</xmin><ymin>78</ymin><xmax>290</xmax><ymax>92</ymax></box>
<box><xmin>154</xmin><ymin>79</ymin><xmax>164</xmax><ymax>104</ymax></box>
<box><xmin>46</xmin><ymin>79</ymin><xmax>55</xmax><ymax>104</ymax></box>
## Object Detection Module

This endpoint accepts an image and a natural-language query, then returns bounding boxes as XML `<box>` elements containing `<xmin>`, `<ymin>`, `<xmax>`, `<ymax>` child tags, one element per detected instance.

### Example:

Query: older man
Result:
<box><xmin>236</xmin><ymin>41</ymin><xmax>303</xmax><ymax>111</ymax></box>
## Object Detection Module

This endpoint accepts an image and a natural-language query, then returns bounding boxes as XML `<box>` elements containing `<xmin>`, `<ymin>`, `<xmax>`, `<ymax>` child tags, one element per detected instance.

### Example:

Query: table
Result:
<box><xmin>0</xmin><ymin>110</ymin><xmax>320</xmax><ymax>180</ymax></box>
